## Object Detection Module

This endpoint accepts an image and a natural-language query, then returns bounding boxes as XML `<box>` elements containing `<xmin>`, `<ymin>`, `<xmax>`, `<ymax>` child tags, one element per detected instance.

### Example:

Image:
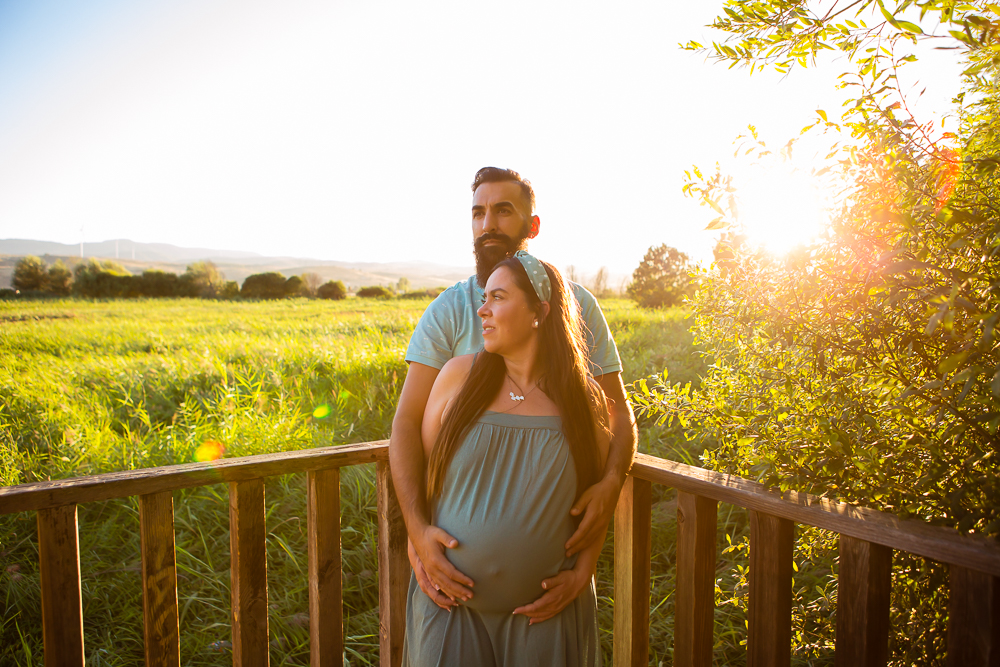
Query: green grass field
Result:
<box><xmin>0</xmin><ymin>297</ymin><xmax>837</xmax><ymax>666</ymax></box>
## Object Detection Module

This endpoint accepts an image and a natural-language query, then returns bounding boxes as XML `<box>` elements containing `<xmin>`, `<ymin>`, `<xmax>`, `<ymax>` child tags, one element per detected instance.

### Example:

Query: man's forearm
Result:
<box><xmin>388</xmin><ymin>421</ymin><xmax>431</xmax><ymax>537</ymax></box>
<box><xmin>602</xmin><ymin>400</ymin><xmax>637</xmax><ymax>489</ymax></box>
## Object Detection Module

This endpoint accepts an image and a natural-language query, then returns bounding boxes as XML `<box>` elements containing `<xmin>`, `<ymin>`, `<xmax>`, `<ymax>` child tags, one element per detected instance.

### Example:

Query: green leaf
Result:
<box><xmin>939</xmin><ymin>351</ymin><xmax>970</xmax><ymax>375</ymax></box>
<box><xmin>897</xmin><ymin>20</ymin><xmax>923</xmax><ymax>34</ymax></box>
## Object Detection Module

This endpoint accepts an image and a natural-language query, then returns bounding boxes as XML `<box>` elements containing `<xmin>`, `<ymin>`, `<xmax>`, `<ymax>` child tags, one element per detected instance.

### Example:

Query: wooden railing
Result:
<box><xmin>1</xmin><ymin>443</ymin><xmax>999</xmax><ymax>666</ymax></box>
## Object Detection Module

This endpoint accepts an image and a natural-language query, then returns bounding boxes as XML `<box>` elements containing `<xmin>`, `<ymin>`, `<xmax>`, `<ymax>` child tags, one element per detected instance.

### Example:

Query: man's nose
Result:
<box><xmin>483</xmin><ymin>209</ymin><xmax>499</xmax><ymax>232</ymax></box>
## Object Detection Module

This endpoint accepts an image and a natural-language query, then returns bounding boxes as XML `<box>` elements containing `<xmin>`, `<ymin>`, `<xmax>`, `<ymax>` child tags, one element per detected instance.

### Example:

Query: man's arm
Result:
<box><xmin>565</xmin><ymin>371</ymin><xmax>637</xmax><ymax>556</ymax></box>
<box><xmin>388</xmin><ymin>361</ymin><xmax>474</xmax><ymax>605</ymax></box>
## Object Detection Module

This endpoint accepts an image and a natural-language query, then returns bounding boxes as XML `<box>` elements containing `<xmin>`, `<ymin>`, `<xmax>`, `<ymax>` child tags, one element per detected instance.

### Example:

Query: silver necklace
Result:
<box><xmin>506</xmin><ymin>373</ymin><xmax>539</xmax><ymax>404</ymax></box>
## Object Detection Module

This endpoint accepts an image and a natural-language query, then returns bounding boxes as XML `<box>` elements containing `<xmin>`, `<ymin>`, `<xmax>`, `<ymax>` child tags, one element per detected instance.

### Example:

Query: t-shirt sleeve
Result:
<box><xmin>572</xmin><ymin>283</ymin><xmax>623</xmax><ymax>376</ymax></box>
<box><xmin>405</xmin><ymin>291</ymin><xmax>458</xmax><ymax>370</ymax></box>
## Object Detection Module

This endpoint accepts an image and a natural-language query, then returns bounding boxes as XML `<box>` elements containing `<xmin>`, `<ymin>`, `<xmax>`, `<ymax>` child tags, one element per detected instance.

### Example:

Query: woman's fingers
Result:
<box><xmin>512</xmin><ymin>571</ymin><xmax>579</xmax><ymax>623</ymax></box>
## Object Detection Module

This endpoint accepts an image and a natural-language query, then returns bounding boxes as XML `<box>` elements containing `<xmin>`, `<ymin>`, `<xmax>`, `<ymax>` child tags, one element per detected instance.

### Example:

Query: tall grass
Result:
<box><xmin>1</xmin><ymin>297</ymin><xmax>836</xmax><ymax>666</ymax></box>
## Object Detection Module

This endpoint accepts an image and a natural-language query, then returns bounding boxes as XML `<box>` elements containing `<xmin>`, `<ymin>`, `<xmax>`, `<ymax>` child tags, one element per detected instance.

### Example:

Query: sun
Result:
<box><xmin>731</xmin><ymin>161</ymin><xmax>831</xmax><ymax>256</ymax></box>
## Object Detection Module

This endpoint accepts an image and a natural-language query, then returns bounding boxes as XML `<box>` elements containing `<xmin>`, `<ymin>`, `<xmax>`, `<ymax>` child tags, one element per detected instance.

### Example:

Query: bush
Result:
<box><xmin>12</xmin><ymin>256</ymin><xmax>49</xmax><ymax>291</ymax></box>
<box><xmin>627</xmin><ymin>244</ymin><xmax>694</xmax><ymax>308</ymax></box>
<box><xmin>221</xmin><ymin>281</ymin><xmax>240</xmax><ymax>299</ymax></box>
<box><xmin>46</xmin><ymin>261</ymin><xmax>72</xmax><ymax>295</ymax></box>
<box><xmin>72</xmin><ymin>259</ymin><xmax>133</xmax><ymax>298</ymax></box>
<box><xmin>399</xmin><ymin>288</ymin><xmax>445</xmax><ymax>299</ymax></box>
<box><xmin>284</xmin><ymin>275</ymin><xmax>305</xmax><ymax>297</ymax></box>
<box><xmin>317</xmin><ymin>280</ymin><xmax>347</xmax><ymax>300</ymax></box>
<box><xmin>356</xmin><ymin>286</ymin><xmax>394</xmax><ymax>299</ymax></box>
<box><xmin>240</xmin><ymin>272</ymin><xmax>287</xmax><ymax>300</ymax></box>
<box><xmin>137</xmin><ymin>270</ymin><xmax>180</xmax><ymax>297</ymax></box>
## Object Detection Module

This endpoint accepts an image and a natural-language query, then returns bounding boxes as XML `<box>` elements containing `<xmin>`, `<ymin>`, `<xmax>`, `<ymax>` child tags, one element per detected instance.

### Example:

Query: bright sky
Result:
<box><xmin>0</xmin><ymin>0</ymin><xmax>966</xmax><ymax>276</ymax></box>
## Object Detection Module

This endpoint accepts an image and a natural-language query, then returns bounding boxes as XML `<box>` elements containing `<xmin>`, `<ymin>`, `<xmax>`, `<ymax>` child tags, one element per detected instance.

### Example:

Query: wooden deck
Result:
<box><xmin>1</xmin><ymin>442</ymin><xmax>998</xmax><ymax>666</ymax></box>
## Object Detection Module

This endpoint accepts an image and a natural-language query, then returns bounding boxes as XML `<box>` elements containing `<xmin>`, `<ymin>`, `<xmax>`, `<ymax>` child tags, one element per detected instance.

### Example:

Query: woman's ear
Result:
<box><xmin>537</xmin><ymin>301</ymin><xmax>551</xmax><ymax>325</ymax></box>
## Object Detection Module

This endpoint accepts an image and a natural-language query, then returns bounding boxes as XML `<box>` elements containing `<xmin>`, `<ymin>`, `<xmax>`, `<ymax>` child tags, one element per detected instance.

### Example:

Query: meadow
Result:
<box><xmin>0</xmin><ymin>297</ymin><xmax>837</xmax><ymax>666</ymax></box>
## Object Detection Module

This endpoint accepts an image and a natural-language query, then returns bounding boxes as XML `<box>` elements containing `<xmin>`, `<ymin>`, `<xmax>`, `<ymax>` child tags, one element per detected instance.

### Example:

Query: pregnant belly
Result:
<box><xmin>437</xmin><ymin>515</ymin><xmax>575</xmax><ymax>613</ymax></box>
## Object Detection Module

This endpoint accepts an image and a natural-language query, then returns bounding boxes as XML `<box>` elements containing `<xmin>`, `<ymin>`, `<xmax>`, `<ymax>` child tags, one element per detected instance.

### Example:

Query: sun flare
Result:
<box><xmin>731</xmin><ymin>162</ymin><xmax>830</xmax><ymax>256</ymax></box>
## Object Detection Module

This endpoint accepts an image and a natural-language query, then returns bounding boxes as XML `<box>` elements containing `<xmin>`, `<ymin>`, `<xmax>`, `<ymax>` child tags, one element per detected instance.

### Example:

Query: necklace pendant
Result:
<box><xmin>510</xmin><ymin>391</ymin><xmax>525</xmax><ymax>402</ymax></box>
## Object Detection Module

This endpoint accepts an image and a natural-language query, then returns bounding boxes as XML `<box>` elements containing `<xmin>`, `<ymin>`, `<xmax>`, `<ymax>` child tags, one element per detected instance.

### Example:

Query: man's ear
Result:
<box><xmin>528</xmin><ymin>216</ymin><xmax>540</xmax><ymax>239</ymax></box>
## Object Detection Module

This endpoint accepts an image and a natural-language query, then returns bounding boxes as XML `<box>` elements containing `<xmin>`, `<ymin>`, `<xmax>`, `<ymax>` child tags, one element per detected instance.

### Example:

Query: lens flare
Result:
<box><xmin>313</xmin><ymin>404</ymin><xmax>331</xmax><ymax>419</ymax></box>
<box><xmin>194</xmin><ymin>440</ymin><xmax>225</xmax><ymax>462</ymax></box>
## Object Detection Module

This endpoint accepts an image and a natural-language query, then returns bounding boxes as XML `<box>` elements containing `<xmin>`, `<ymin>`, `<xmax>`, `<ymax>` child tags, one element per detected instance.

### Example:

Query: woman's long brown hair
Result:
<box><xmin>425</xmin><ymin>257</ymin><xmax>606</xmax><ymax>503</ymax></box>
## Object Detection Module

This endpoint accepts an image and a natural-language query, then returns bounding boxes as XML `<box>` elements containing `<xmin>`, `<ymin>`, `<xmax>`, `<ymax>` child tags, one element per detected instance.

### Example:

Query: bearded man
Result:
<box><xmin>389</xmin><ymin>166</ymin><xmax>637</xmax><ymax>617</ymax></box>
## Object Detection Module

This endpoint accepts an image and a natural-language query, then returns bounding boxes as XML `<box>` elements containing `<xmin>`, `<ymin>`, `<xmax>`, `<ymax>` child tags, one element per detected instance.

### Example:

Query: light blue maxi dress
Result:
<box><xmin>402</xmin><ymin>411</ymin><xmax>601</xmax><ymax>667</ymax></box>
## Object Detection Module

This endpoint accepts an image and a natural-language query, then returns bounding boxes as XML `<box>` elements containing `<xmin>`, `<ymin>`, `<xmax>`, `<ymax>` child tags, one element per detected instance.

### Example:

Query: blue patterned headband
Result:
<box><xmin>514</xmin><ymin>250</ymin><xmax>551</xmax><ymax>303</ymax></box>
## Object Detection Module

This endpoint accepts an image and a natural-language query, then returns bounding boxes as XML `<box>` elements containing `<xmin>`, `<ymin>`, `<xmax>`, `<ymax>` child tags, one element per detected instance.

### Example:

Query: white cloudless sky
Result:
<box><xmin>0</xmin><ymin>0</ymin><xmax>966</xmax><ymax>276</ymax></box>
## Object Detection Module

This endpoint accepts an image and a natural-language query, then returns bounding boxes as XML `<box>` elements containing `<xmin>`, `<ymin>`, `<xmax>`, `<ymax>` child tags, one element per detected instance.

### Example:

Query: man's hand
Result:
<box><xmin>565</xmin><ymin>476</ymin><xmax>618</xmax><ymax>556</ymax></box>
<box><xmin>408</xmin><ymin>538</ymin><xmax>456</xmax><ymax>610</ymax></box>
<box><xmin>411</xmin><ymin>525</ymin><xmax>475</xmax><ymax>603</ymax></box>
<box><xmin>512</xmin><ymin>569</ymin><xmax>590</xmax><ymax>624</ymax></box>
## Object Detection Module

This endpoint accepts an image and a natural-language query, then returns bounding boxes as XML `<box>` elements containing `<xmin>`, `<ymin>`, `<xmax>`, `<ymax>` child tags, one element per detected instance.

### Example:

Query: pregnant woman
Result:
<box><xmin>402</xmin><ymin>251</ymin><xmax>610</xmax><ymax>667</ymax></box>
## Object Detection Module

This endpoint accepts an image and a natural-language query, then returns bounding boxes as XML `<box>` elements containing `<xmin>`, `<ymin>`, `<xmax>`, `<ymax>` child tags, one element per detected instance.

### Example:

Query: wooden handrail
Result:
<box><xmin>4</xmin><ymin>444</ymin><xmax>1000</xmax><ymax>665</ymax></box>
<box><xmin>0</xmin><ymin>440</ymin><xmax>388</xmax><ymax>514</ymax></box>
<box><xmin>629</xmin><ymin>452</ymin><xmax>1000</xmax><ymax>576</ymax></box>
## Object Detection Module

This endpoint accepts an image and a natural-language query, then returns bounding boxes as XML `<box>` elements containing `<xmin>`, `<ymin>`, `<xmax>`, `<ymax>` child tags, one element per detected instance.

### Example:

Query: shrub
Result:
<box><xmin>284</xmin><ymin>275</ymin><xmax>305</xmax><ymax>297</ymax></box>
<box><xmin>356</xmin><ymin>286</ymin><xmax>394</xmax><ymax>299</ymax></box>
<box><xmin>221</xmin><ymin>281</ymin><xmax>240</xmax><ymax>299</ymax></box>
<box><xmin>240</xmin><ymin>272</ymin><xmax>287</xmax><ymax>299</ymax></box>
<box><xmin>317</xmin><ymin>280</ymin><xmax>347</xmax><ymax>300</ymax></box>
<box><xmin>12</xmin><ymin>256</ymin><xmax>49</xmax><ymax>291</ymax></box>
<box><xmin>138</xmin><ymin>270</ymin><xmax>181</xmax><ymax>297</ymax></box>
<box><xmin>627</xmin><ymin>244</ymin><xmax>694</xmax><ymax>308</ymax></box>
<box><xmin>72</xmin><ymin>259</ymin><xmax>133</xmax><ymax>298</ymax></box>
<box><xmin>46</xmin><ymin>260</ymin><xmax>72</xmax><ymax>295</ymax></box>
<box><xmin>399</xmin><ymin>288</ymin><xmax>445</xmax><ymax>299</ymax></box>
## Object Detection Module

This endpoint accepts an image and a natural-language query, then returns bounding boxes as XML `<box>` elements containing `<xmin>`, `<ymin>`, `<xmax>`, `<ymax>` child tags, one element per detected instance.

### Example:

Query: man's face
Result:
<box><xmin>471</xmin><ymin>181</ymin><xmax>538</xmax><ymax>288</ymax></box>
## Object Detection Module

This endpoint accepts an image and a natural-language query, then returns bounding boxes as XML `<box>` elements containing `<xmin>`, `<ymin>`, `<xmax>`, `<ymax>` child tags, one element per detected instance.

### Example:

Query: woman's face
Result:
<box><xmin>477</xmin><ymin>265</ymin><xmax>537</xmax><ymax>355</ymax></box>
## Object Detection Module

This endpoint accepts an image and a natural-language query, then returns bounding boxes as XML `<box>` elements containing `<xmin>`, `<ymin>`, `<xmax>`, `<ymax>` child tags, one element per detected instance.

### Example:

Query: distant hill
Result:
<box><xmin>0</xmin><ymin>239</ymin><xmax>474</xmax><ymax>290</ymax></box>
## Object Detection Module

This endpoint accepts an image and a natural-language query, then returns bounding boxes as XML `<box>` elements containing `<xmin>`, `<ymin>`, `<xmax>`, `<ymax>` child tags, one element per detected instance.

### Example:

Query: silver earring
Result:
<box><xmin>532</xmin><ymin>320</ymin><xmax>539</xmax><ymax>328</ymax></box>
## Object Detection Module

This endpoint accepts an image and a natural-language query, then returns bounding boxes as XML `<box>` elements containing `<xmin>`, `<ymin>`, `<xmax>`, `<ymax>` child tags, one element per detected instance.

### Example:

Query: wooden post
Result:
<box><xmin>139</xmin><ymin>491</ymin><xmax>180</xmax><ymax>667</ymax></box>
<box><xmin>376</xmin><ymin>461</ymin><xmax>408</xmax><ymax>667</ymax></box>
<box><xmin>614</xmin><ymin>475</ymin><xmax>652</xmax><ymax>667</ymax></box>
<box><xmin>230</xmin><ymin>479</ymin><xmax>269</xmax><ymax>667</ymax></box>
<box><xmin>748</xmin><ymin>510</ymin><xmax>794</xmax><ymax>667</ymax></box>
<box><xmin>675</xmin><ymin>491</ymin><xmax>717</xmax><ymax>667</ymax></box>
<box><xmin>308</xmin><ymin>468</ymin><xmax>343</xmax><ymax>667</ymax></box>
<box><xmin>37</xmin><ymin>504</ymin><xmax>85</xmax><ymax>667</ymax></box>
<box><xmin>947</xmin><ymin>566</ymin><xmax>1000</xmax><ymax>667</ymax></box>
<box><xmin>835</xmin><ymin>535</ymin><xmax>891</xmax><ymax>667</ymax></box>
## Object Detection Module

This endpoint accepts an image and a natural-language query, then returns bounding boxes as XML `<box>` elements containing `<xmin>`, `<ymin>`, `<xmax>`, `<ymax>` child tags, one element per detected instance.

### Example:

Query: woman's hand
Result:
<box><xmin>511</xmin><ymin>568</ymin><xmax>590</xmax><ymax>624</ymax></box>
<box><xmin>411</xmin><ymin>525</ymin><xmax>475</xmax><ymax>604</ymax></box>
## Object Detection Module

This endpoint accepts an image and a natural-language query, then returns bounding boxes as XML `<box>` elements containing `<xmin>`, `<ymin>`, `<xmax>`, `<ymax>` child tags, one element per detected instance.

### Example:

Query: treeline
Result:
<box><xmin>6</xmin><ymin>256</ymin><xmax>443</xmax><ymax>301</ymax></box>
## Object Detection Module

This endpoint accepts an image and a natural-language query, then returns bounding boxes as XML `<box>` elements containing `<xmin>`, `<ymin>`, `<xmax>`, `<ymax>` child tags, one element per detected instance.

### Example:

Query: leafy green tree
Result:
<box><xmin>300</xmin><ymin>272</ymin><xmax>322</xmax><ymax>297</ymax></box>
<box><xmin>627</xmin><ymin>244</ymin><xmax>694</xmax><ymax>308</ymax></box>
<box><xmin>181</xmin><ymin>261</ymin><xmax>225</xmax><ymax>298</ymax></box>
<box><xmin>46</xmin><ymin>260</ymin><xmax>72</xmax><ymax>295</ymax></box>
<box><xmin>12</xmin><ymin>256</ymin><xmax>49</xmax><ymax>291</ymax></box>
<box><xmin>221</xmin><ymin>281</ymin><xmax>240</xmax><ymax>299</ymax></box>
<box><xmin>356</xmin><ymin>285</ymin><xmax>394</xmax><ymax>299</ymax></box>
<box><xmin>317</xmin><ymin>280</ymin><xmax>347</xmax><ymax>300</ymax></box>
<box><xmin>396</xmin><ymin>276</ymin><xmax>411</xmax><ymax>293</ymax></box>
<box><xmin>240</xmin><ymin>272</ymin><xmax>287</xmax><ymax>299</ymax></box>
<box><xmin>632</xmin><ymin>1</ymin><xmax>1000</xmax><ymax>662</ymax></box>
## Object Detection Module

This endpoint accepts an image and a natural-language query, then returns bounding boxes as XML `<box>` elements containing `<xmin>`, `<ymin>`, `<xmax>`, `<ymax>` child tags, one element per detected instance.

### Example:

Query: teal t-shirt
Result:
<box><xmin>405</xmin><ymin>275</ymin><xmax>622</xmax><ymax>377</ymax></box>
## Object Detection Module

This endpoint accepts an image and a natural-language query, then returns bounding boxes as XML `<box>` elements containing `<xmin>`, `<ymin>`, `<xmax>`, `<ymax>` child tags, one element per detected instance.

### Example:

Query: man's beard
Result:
<box><xmin>473</xmin><ymin>228</ymin><xmax>530</xmax><ymax>289</ymax></box>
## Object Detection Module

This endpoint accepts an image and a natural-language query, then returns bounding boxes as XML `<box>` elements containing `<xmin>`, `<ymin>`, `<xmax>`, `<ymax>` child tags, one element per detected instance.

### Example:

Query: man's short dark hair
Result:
<box><xmin>471</xmin><ymin>167</ymin><xmax>536</xmax><ymax>214</ymax></box>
